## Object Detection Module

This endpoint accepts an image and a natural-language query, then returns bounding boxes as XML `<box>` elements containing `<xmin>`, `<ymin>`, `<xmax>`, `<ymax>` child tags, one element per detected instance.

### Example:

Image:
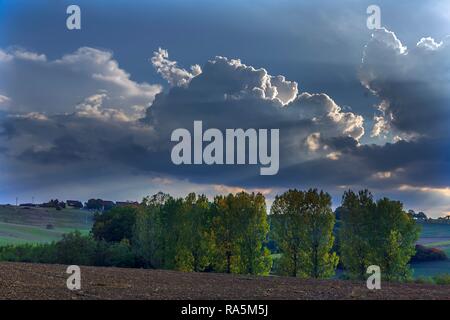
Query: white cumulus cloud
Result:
<box><xmin>151</xmin><ymin>48</ymin><xmax>202</xmax><ymax>87</ymax></box>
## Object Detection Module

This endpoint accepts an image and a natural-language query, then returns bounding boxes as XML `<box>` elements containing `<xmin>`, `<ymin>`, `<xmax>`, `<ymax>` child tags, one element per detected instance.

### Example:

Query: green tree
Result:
<box><xmin>213</xmin><ymin>192</ymin><xmax>271</xmax><ymax>275</ymax></box>
<box><xmin>56</xmin><ymin>231</ymin><xmax>97</xmax><ymax>265</ymax></box>
<box><xmin>103</xmin><ymin>239</ymin><xmax>135</xmax><ymax>267</ymax></box>
<box><xmin>372</xmin><ymin>198</ymin><xmax>419</xmax><ymax>281</ymax></box>
<box><xmin>270</xmin><ymin>190</ymin><xmax>304</xmax><ymax>276</ymax></box>
<box><xmin>237</xmin><ymin>192</ymin><xmax>272</xmax><ymax>275</ymax></box>
<box><xmin>132</xmin><ymin>195</ymin><xmax>166</xmax><ymax>268</ymax></box>
<box><xmin>339</xmin><ymin>190</ymin><xmax>375</xmax><ymax>279</ymax></box>
<box><xmin>177</xmin><ymin>193</ymin><xmax>215</xmax><ymax>272</ymax></box>
<box><xmin>133</xmin><ymin>192</ymin><xmax>215</xmax><ymax>272</ymax></box>
<box><xmin>92</xmin><ymin>206</ymin><xmax>140</xmax><ymax>242</ymax></box>
<box><xmin>159</xmin><ymin>196</ymin><xmax>185</xmax><ymax>269</ymax></box>
<box><xmin>340</xmin><ymin>190</ymin><xmax>420</xmax><ymax>281</ymax></box>
<box><xmin>270</xmin><ymin>189</ymin><xmax>338</xmax><ymax>278</ymax></box>
<box><xmin>212</xmin><ymin>194</ymin><xmax>241</xmax><ymax>273</ymax></box>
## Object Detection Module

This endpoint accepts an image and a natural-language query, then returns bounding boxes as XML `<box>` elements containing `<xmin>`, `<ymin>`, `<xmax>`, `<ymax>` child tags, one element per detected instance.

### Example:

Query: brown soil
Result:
<box><xmin>0</xmin><ymin>262</ymin><xmax>448</xmax><ymax>300</ymax></box>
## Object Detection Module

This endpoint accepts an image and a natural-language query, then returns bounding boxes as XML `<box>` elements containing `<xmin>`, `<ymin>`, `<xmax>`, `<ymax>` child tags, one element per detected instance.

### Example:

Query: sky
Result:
<box><xmin>0</xmin><ymin>0</ymin><xmax>449</xmax><ymax>217</ymax></box>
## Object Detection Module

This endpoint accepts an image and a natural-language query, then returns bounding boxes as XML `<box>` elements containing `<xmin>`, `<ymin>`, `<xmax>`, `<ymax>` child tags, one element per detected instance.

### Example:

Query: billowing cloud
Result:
<box><xmin>305</xmin><ymin>133</ymin><xmax>321</xmax><ymax>152</ymax></box>
<box><xmin>0</xmin><ymin>47</ymin><xmax>161</xmax><ymax>117</ymax></box>
<box><xmin>191</xmin><ymin>55</ymin><xmax>299</xmax><ymax>106</ymax></box>
<box><xmin>354</xmin><ymin>29</ymin><xmax>450</xmax><ymax>216</ymax></box>
<box><xmin>146</xmin><ymin>53</ymin><xmax>363</xmax><ymax>141</ymax></box>
<box><xmin>0</xmin><ymin>94</ymin><xmax>10</xmax><ymax>110</ymax></box>
<box><xmin>144</xmin><ymin>53</ymin><xmax>366</xmax><ymax>183</ymax></box>
<box><xmin>151</xmin><ymin>48</ymin><xmax>202</xmax><ymax>87</ymax></box>
<box><xmin>371</xmin><ymin>115</ymin><xmax>390</xmax><ymax>138</ymax></box>
<box><xmin>75</xmin><ymin>93</ymin><xmax>138</xmax><ymax>122</ymax></box>
<box><xmin>0</xmin><ymin>50</ymin><xmax>13</xmax><ymax>62</ymax></box>
<box><xmin>370</xmin><ymin>101</ymin><xmax>392</xmax><ymax>138</ymax></box>
<box><xmin>0</xmin><ymin>47</ymin><xmax>366</xmax><ymax>193</ymax></box>
<box><xmin>416</xmin><ymin>37</ymin><xmax>443</xmax><ymax>51</ymax></box>
<box><xmin>0</xmin><ymin>39</ymin><xmax>449</xmax><ymax>217</ymax></box>
<box><xmin>360</xmin><ymin>28</ymin><xmax>450</xmax><ymax>138</ymax></box>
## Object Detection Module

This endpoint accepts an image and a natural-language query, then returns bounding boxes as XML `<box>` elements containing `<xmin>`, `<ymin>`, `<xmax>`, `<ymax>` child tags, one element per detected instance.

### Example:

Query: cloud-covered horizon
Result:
<box><xmin>0</xmin><ymin>28</ymin><xmax>449</xmax><ymax>217</ymax></box>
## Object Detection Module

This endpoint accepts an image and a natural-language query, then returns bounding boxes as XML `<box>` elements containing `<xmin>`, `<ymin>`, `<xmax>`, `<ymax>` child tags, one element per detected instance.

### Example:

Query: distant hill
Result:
<box><xmin>417</xmin><ymin>222</ymin><xmax>450</xmax><ymax>256</ymax></box>
<box><xmin>0</xmin><ymin>205</ymin><xmax>94</xmax><ymax>245</ymax></box>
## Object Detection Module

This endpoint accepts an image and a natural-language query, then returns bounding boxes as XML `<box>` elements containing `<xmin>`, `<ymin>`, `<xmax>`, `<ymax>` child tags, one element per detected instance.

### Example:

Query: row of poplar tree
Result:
<box><xmin>92</xmin><ymin>189</ymin><xmax>420</xmax><ymax>280</ymax></box>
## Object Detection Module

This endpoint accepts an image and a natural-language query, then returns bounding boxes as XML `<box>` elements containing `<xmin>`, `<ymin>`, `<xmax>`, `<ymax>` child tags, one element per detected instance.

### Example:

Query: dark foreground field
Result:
<box><xmin>0</xmin><ymin>262</ymin><xmax>449</xmax><ymax>300</ymax></box>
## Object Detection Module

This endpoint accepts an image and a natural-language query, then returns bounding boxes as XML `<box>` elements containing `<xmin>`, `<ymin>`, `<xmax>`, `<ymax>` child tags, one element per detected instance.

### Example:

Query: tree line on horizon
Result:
<box><xmin>0</xmin><ymin>189</ymin><xmax>421</xmax><ymax>281</ymax></box>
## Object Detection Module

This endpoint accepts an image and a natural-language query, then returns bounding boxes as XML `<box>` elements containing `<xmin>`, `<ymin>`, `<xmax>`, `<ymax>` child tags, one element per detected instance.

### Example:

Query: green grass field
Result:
<box><xmin>418</xmin><ymin>222</ymin><xmax>450</xmax><ymax>257</ymax></box>
<box><xmin>0</xmin><ymin>205</ymin><xmax>93</xmax><ymax>245</ymax></box>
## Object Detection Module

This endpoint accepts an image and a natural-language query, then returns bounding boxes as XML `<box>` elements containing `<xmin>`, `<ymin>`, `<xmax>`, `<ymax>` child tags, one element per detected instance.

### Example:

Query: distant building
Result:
<box><xmin>19</xmin><ymin>203</ymin><xmax>37</xmax><ymax>207</ymax></box>
<box><xmin>116</xmin><ymin>201</ymin><xmax>139</xmax><ymax>207</ymax></box>
<box><xmin>85</xmin><ymin>199</ymin><xmax>115</xmax><ymax>211</ymax></box>
<box><xmin>101</xmin><ymin>200</ymin><xmax>115</xmax><ymax>210</ymax></box>
<box><xmin>408</xmin><ymin>210</ymin><xmax>428</xmax><ymax>221</ymax></box>
<box><xmin>66</xmin><ymin>200</ymin><xmax>83</xmax><ymax>208</ymax></box>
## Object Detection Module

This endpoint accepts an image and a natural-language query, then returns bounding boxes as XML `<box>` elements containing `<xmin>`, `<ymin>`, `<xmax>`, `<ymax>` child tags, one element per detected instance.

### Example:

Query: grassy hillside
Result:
<box><xmin>409</xmin><ymin>222</ymin><xmax>450</xmax><ymax>277</ymax></box>
<box><xmin>0</xmin><ymin>205</ymin><xmax>93</xmax><ymax>245</ymax></box>
<box><xmin>417</xmin><ymin>222</ymin><xmax>450</xmax><ymax>256</ymax></box>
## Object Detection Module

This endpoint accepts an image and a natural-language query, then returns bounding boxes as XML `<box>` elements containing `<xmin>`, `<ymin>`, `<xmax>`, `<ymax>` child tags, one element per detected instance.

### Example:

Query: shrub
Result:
<box><xmin>0</xmin><ymin>243</ymin><xmax>57</xmax><ymax>263</ymax></box>
<box><xmin>413</xmin><ymin>276</ymin><xmax>434</xmax><ymax>285</ymax></box>
<box><xmin>103</xmin><ymin>240</ymin><xmax>135</xmax><ymax>267</ymax></box>
<box><xmin>92</xmin><ymin>206</ymin><xmax>140</xmax><ymax>242</ymax></box>
<box><xmin>410</xmin><ymin>245</ymin><xmax>448</xmax><ymax>262</ymax></box>
<box><xmin>55</xmin><ymin>231</ymin><xmax>97</xmax><ymax>265</ymax></box>
<box><xmin>433</xmin><ymin>274</ymin><xmax>450</xmax><ymax>285</ymax></box>
<box><xmin>0</xmin><ymin>233</ymin><xmax>136</xmax><ymax>268</ymax></box>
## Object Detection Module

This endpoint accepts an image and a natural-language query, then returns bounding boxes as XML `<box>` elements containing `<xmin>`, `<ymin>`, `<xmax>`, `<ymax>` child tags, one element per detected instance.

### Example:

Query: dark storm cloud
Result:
<box><xmin>1</xmin><ymin>37</ymin><xmax>449</xmax><ymax>193</ymax></box>
<box><xmin>18</xmin><ymin>135</ymin><xmax>86</xmax><ymax>164</ymax></box>
<box><xmin>0</xmin><ymin>48</ymin><xmax>366</xmax><ymax>188</ymax></box>
<box><xmin>360</xmin><ymin>29</ymin><xmax>450</xmax><ymax>138</ymax></box>
<box><xmin>0</xmin><ymin>25</ymin><xmax>449</xmax><ymax>216</ymax></box>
